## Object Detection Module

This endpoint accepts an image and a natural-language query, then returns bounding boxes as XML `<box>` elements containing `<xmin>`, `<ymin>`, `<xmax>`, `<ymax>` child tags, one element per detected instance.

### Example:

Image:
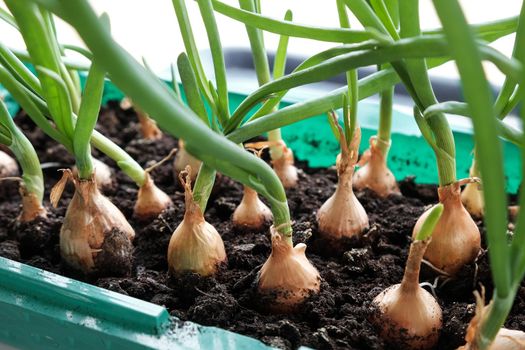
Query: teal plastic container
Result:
<box><xmin>0</xmin><ymin>81</ymin><xmax>521</xmax><ymax>349</ymax></box>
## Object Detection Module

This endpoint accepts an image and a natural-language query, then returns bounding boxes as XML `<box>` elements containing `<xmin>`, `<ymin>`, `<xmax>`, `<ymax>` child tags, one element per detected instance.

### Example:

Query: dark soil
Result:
<box><xmin>1</xmin><ymin>102</ymin><xmax>524</xmax><ymax>350</ymax></box>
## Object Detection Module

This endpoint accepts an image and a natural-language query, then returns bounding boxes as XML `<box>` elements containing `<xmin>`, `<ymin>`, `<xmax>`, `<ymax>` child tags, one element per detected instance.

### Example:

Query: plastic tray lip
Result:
<box><xmin>0</xmin><ymin>256</ymin><xmax>170</xmax><ymax>335</ymax></box>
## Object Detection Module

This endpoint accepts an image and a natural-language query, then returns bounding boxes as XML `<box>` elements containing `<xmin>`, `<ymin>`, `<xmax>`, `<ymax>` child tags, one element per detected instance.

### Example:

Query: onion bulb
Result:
<box><xmin>173</xmin><ymin>140</ymin><xmax>201</xmax><ymax>182</ymax></box>
<box><xmin>0</xmin><ymin>150</ymin><xmax>18</xmax><ymax>177</ymax></box>
<box><xmin>257</xmin><ymin>227</ymin><xmax>320</xmax><ymax>312</ymax></box>
<box><xmin>461</xmin><ymin>162</ymin><xmax>483</xmax><ymax>218</ymax></box>
<box><xmin>413</xmin><ymin>181</ymin><xmax>481</xmax><ymax>275</ymax></box>
<box><xmin>18</xmin><ymin>186</ymin><xmax>46</xmax><ymax>223</ymax></box>
<box><xmin>373</xmin><ymin>205</ymin><xmax>444</xmax><ymax>349</ymax></box>
<box><xmin>459</xmin><ymin>291</ymin><xmax>525</xmax><ymax>350</ymax></box>
<box><xmin>317</xmin><ymin>126</ymin><xmax>369</xmax><ymax>240</ymax></box>
<box><xmin>271</xmin><ymin>141</ymin><xmax>298</xmax><ymax>189</ymax></box>
<box><xmin>51</xmin><ymin>170</ymin><xmax>134</xmax><ymax>275</ymax></box>
<box><xmin>232</xmin><ymin>186</ymin><xmax>272</xmax><ymax>231</ymax></box>
<box><xmin>353</xmin><ymin>136</ymin><xmax>400</xmax><ymax>197</ymax></box>
<box><xmin>134</xmin><ymin>173</ymin><xmax>172</xmax><ymax>222</ymax></box>
<box><xmin>167</xmin><ymin>166</ymin><xmax>226</xmax><ymax>276</ymax></box>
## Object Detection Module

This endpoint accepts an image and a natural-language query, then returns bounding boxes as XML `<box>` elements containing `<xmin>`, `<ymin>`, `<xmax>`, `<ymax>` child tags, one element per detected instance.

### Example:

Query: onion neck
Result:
<box><xmin>400</xmin><ymin>239</ymin><xmax>430</xmax><ymax>294</ymax></box>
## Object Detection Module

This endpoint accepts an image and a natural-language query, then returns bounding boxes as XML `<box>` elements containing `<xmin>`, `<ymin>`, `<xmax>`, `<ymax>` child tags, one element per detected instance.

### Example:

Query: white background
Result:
<box><xmin>0</xmin><ymin>0</ymin><xmax>522</xmax><ymax>85</ymax></box>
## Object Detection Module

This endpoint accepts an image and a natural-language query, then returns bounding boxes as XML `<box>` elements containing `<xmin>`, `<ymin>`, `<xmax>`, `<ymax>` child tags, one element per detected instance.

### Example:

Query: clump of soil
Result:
<box><xmin>0</xmin><ymin>103</ymin><xmax>523</xmax><ymax>350</ymax></box>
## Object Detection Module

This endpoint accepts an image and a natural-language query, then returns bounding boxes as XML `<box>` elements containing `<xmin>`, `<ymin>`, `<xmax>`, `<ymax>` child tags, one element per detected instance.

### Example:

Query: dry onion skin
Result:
<box><xmin>173</xmin><ymin>140</ymin><xmax>201</xmax><ymax>181</ymax></box>
<box><xmin>413</xmin><ymin>181</ymin><xmax>481</xmax><ymax>275</ymax></box>
<box><xmin>373</xmin><ymin>205</ymin><xmax>444</xmax><ymax>349</ymax></box>
<box><xmin>271</xmin><ymin>141</ymin><xmax>298</xmax><ymax>189</ymax></box>
<box><xmin>232</xmin><ymin>186</ymin><xmax>273</xmax><ymax>231</ymax></box>
<box><xmin>458</xmin><ymin>291</ymin><xmax>525</xmax><ymax>350</ymax></box>
<box><xmin>51</xmin><ymin>170</ymin><xmax>135</xmax><ymax>275</ymax></box>
<box><xmin>257</xmin><ymin>227</ymin><xmax>320</xmax><ymax>313</ymax></box>
<box><xmin>167</xmin><ymin>167</ymin><xmax>226</xmax><ymax>276</ymax></box>
<box><xmin>353</xmin><ymin>136</ymin><xmax>400</xmax><ymax>197</ymax></box>
<box><xmin>0</xmin><ymin>150</ymin><xmax>19</xmax><ymax>178</ymax></box>
<box><xmin>317</xmin><ymin>126</ymin><xmax>369</xmax><ymax>240</ymax></box>
<box><xmin>134</xmin><ymin>172</ymin><xmax>172</xmax><ymax>222</ymax></box>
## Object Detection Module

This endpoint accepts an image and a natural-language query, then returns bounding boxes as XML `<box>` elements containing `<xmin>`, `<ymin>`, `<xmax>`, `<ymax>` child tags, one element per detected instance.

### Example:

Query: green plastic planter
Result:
<box><xmin>0</xmin><ymin>79</ymin><xmax>521</xmax><ymax>349</ymax></box>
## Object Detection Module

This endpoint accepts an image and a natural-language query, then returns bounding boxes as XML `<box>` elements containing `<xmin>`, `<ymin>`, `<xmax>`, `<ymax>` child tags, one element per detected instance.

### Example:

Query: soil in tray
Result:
<box><xmin>1</xmin><ymin>102</ymin><xmax>524</xmax><ymax>350</ymax></box>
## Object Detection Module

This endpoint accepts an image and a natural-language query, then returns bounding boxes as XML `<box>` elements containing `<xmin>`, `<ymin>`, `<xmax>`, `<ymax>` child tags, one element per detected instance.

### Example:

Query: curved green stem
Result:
<box><xmin>0</xmin><ymin>100</ymin><xmax>44</xmax><ymax>202</ymax></box>
<box><xmin>41</xmin><ymin>0</ymin><xmax>293</xmax><ymax>241</ymax></box>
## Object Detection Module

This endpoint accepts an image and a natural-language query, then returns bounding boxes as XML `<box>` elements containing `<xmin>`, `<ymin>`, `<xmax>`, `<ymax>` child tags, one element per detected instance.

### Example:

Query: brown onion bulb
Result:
<box><xmin>317</xmin><ymin>126</ymin><xmax>369</xmax><ymax>240</ymax></box>
<box><xmin>232</xmin><ymin>186</ymin><xmax>272</xmax><ymax>231</ymax></box>
<box><xmin>51</xmin><ymin>170</ymin><xmax>134</xmax><ymax>275</ymax></box>
<box><xmin>257</xmin><ymin>228</ymin><xmax>320</xmax><ymax>312</ymax></box>
<box><xmin>372</xmin><ymin>239</ymin><xmax>442</xmax><ymax>349</ymax></box>
<box><xmin>167</xmin><ymin>167</ymin><xmax>226</xmax><ymax>276</ymax></box>
<box><xmin>0</xmin><ymin>150</ymin><xmax>18</xmax><ymax>177</ymax></box>
<box><xmin>173</xmin><ymin>140</ymin><xmax>201</xmax><ymax>182</ymax></box>
<box><xmin>271</xmin><ymin>141</ymin><xmax>298</xmax><ymax>189</ymax></box>
<box><xmin>353</xmin><ymin>136</ymin><xmax>400</xmax><ymax>197</ymax></box>
<box><xmin>413</xmin><ymin>182</ymin><xmax>481</xmax><ymax>275</ymax></box>
<box><xmin>134</xmin><ymin>173</ymin><xmax>172</xmax><ymax>222</ymax></box>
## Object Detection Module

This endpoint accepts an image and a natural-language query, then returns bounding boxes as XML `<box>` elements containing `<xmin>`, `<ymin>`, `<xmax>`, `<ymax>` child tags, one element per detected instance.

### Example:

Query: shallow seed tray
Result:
<box><xmin>0</xmin><ymin>58</ymin><xmax>521</xmax><ymax>349</ymax></box>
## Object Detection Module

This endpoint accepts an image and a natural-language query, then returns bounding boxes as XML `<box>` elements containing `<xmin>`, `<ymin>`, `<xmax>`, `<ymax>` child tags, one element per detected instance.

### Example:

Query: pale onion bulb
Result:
<box><xmin>232</xmin><ymin>186</ymin><xmax>272</xmax><ymax>231</ymax></box>
<box><xmin>173</xmin><ymin>140</ymin><xmax>201</xmax><ymax>182</ymax></box>
<box><xmin>372</xmin><ymin>238</ymin><xmax>442</xmax><ymax>349</ymax></box>
<box><xmin>458</xmin><ymin>291</ymin><xmax>525</xmax><ymax>350</ymax></box>
<box><xmin>353</xmin><ymin>136</ymin><xmax>400</xmax><ymax>197</ymax></box>
<box><xmin>317</xmin><ymin>126</ymin><xmax>369</xmax><ymax>240</ymax></box>
<box><xmin>271</xmin><ymin>142</ymin><xmax>298</xmax><ymax>189</ymax></box>
<box><xmin>0</xmin><ymin>150</ymin><xmax>18</xmax><ymax>178</ymax></box>
<box><xmin>51</xmin><ymin>170</ymin><xmax>134</xmax><ymax>275</ymax></box>
<box><xmin>134</xmin><ymin>173</ymin><xmax>172</xmax><ymax>222</ymax></box>
<box><xmin>167</xmin><ymin>167</ymin><xmax>226</xmax><ymax>276</ymax></box>
<box><xmin>413</xmin><ymin>182</ymin><xmax>480</xmax><ymax>275</ymax></box>
<box><xmin>257</xmin><ymin>227</ymin><xmax>320</xmax><ymax>313</ymax></box>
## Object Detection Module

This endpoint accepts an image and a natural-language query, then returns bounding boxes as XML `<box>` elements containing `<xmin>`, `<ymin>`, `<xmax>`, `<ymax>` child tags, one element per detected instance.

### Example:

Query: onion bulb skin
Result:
<box><xmin>52</xmin><ymin>170</ymin><xmax>135</xmax><ymax>276</ymax></box>
<box><xmin>232</xmin><ymin>186</ymin><xmax>272</xmax><ymax>231</ymax></box>
<box><xmin>173</xmin><ymin>140</ymin><xmax>201</xmax><ymax>182</ymax></box>
<box><xmin>317</xmin><ymin>126</ymin><xmax>369</xmax><ymax>240</ymax></box>
<box><xmin>0</xmin><ymin>150</ymin><xmax>18</xmax><ymax>177</ymax></box>
<box><xmin>167</xmin><ymin>168</ymin><xmax>226</xmax><ymax>276</ymax></box>
<box><xmin>413</xmin><ymin>182</ymin><xmax>480</xmax><ymax>275</ymax></box>
<box><xmin>372</xmin><ymin>239</ymin><xmax>442</xmax><ymax>350</ymax></box>
<box><xmin>257</xmin><ymin>228</ymin><xmax>320</xmax><ymax>313</ymax></box>
<box><xmin>271</xmin><ymin>142</ymin><xmax>298</xmax><ymax>189</ymax></box>
<box><xmin>134</xmin><ymin>173</ymin><xmax>172</xmax><ymax>222</ymax></box>
<box><xmin>353</xmin><ymin>136</ymin><xmax>400</xmax><ymax>197</ymax></box>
